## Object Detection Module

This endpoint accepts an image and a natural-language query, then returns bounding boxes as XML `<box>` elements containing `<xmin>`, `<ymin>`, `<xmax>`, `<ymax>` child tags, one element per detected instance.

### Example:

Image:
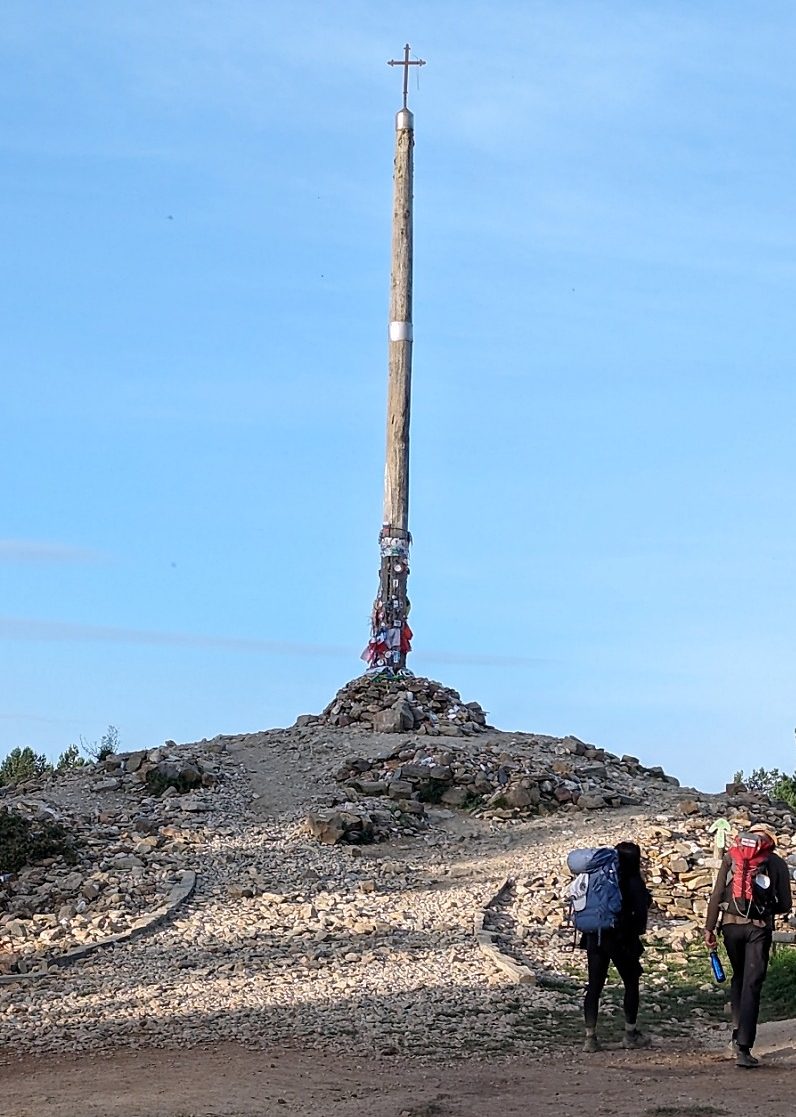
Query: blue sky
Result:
<box><xmin>2</xmin><ymin>1</ymin><xmax>795</xmax><ymax>790</ymax></box>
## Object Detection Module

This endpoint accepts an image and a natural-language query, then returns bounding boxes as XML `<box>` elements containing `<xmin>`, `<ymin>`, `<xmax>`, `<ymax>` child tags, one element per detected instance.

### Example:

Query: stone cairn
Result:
<box><xmin>301</xmin><ymin>674</ymin><xmax>489</xmax><ymax>736</ymax></box>
<box><xmin>299</xmin><ymin>674</ymin><xmax>487</xmax><ymax>844</ymax></box>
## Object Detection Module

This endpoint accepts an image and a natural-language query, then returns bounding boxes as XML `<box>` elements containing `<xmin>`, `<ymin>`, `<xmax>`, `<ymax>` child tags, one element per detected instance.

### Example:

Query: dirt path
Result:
<box><xmin>2</xmin><ymin>1022</ymin><xmax>795</xmax><ymax>1117</ymax></box>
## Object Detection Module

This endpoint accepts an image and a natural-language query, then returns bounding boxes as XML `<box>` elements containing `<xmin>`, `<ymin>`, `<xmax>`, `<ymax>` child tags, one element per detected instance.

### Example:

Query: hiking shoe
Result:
<box><xmin>736</xmin><ymin>1048</ymin><xmax>759</xmax><ymax>1069</ymax></box>
<box><xmin>583</xmin><ymin>1035</ymin><xmax>601</xmax><ymax>1053</ymax></box>
<box><xmin>623</xmin><ymin>1029</ymin><xmax>651</xmax><ymax>1050</ymax></box>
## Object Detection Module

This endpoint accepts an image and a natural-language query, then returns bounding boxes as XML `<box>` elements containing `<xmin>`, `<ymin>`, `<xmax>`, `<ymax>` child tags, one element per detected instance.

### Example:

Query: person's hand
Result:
<box><xmin>704</xmin><ymin>929</ymin><xmax>717</xmax><ymax>950</ymax></box>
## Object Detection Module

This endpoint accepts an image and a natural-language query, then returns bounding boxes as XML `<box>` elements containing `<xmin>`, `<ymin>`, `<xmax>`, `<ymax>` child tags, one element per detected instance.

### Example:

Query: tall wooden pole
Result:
<box><xmin>363</xmin><ymin>45</ymin><xmax>425</xmax><ymax>674</ymax></box>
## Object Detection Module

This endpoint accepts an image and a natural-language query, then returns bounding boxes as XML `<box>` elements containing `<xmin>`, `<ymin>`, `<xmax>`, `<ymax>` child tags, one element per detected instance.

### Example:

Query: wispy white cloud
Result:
<box><xmin>0</xmin><ymin>540</ymin><xmax>104</xmax><ymax>564</ymax></box>
<box><xmin>0</xmin><ymin>615</ymin><xmax>544</xmax><ymax>667</ymax></box>
<box><xmin>0</xmin><ymin>712</ymin><xmax>79</xmax><ymax>725</ymax></box>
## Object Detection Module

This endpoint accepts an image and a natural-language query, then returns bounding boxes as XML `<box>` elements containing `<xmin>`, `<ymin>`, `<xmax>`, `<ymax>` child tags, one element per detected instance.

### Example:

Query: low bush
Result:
<box><xmin>761</xmin><ymin>948</ymin><xmax>796</xmax><ymax>1020</ymax></box>
<box><xmin>0</xmin><ymin>806</ymin><xmax>77</xmax><ymax>873</ymax></box>
<box><xmin>79</xmin><ymin>724</ymin><xmax>120</xmax><ymax>763</ymax></box>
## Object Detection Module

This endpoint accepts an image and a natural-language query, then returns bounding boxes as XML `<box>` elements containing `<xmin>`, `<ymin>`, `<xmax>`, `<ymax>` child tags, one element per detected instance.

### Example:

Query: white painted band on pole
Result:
<box><xmin>396</xmin><ymin>109</ymin><xmax>414</xmax><ymax>131</ymax></box>
<box><xmin>389</xmin><ymin>321</ymin><xmax>413</xmax><ymax>341</ymax></box>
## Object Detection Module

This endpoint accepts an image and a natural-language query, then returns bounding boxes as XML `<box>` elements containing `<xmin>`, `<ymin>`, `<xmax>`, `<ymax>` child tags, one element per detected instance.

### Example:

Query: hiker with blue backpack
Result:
<box><xmin>567</xmin><ymin>841</ymin><xmax>652</xmax><ymax>1052</ymax></box>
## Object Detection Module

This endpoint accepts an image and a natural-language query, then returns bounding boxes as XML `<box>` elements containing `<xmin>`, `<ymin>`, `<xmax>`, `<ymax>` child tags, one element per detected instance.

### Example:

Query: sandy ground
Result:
<box><xmin>2</xmin><ymin>1020</ymin><xmax>795</xmax><ymax>1117</ymax></box>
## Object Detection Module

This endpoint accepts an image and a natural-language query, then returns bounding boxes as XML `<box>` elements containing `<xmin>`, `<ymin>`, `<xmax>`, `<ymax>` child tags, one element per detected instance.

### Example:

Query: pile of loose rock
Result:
<box><xmin>329</xmin><ymin>731</ymin><xmax>687</xmax><ymax>826</ymax></box>
<box><xmin>0</xmin><ymin>743</ymin><xmax>226</xmax><ymax>974</ymax></box>
<box><xmin>493</xmin><ymin>797</ymin><xmax>796</xmax><ymax>978</ymax></box>
<box><xmin>301</xmin><ymin>674</ymin><xmax>489</xmax><ymax>735</ymax></box>
<box><xmin>95</xmin><ymin>745</ymin><xmax>216</xmax><ymax>797</ymax></box>
<box><xmin>303</xmin><ymin>795</ymin><xmax>427</xmax><ymax>846</ymax></box>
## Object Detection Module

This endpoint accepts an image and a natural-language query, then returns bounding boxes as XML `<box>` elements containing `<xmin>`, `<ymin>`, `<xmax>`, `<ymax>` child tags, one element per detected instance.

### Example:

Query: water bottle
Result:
<box><xmin>709</xmin><ymin>950</ymin><xmax>726</xmax><ymax>983</ymax></box>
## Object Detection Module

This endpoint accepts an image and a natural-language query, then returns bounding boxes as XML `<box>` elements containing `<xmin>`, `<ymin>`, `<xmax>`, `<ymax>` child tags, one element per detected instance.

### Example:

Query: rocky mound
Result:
<box><xmin>301</xmin><ymin>674</ymin><xmax>488</xmax><ymax>735</ymax></box>
<box><xmin>329</xmin><ymin>731</ymin><xmax>684</xmax><ymax>824</ymax></box>
<box><xmin>0</xmin><ymin>742</ymin><xmax>226</xmax><ymax>975</ymax></box>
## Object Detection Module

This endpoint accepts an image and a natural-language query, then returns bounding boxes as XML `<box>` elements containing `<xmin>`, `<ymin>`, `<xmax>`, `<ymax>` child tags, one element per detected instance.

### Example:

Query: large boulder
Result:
<box><xmin>304</xmin><ymin>808</ymin><xmax>374</xmax><ymax>845</ymax></box>
<box><xmin>143</xmin><ymin>760</ymin><xmax>205</xmax><ymax>796</ymax></box>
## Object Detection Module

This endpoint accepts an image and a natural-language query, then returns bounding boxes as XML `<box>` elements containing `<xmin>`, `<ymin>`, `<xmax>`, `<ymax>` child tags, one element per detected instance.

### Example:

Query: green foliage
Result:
<box><xmin>79</xmin><ymin>724</ymin><xmax>120</xmax><ymax>763</ymax></box>
<box><xmin>0</xmin><ymin>806</ymin><xmax>77</xmax><ymax>873</ymax></box>
<box><xmin>734</xmin><ymin>762</ymin><xmax>796</xmax><ymax>809</ymax></box>
<box><xmin>0</xmin><ymin>746</ymin><xmax>52</xmax><ymax>787</ymax></box>
<box><xmin>734</xmin><ymin>766</ymin><xmax>784</xmax><ymax>795</ymax></box>
<box><xmin>56</xmin><ymin>743</ymin><xmax>85</xmax><ymax>771</ymax></box>
<box><xmin>761</xmin><ymin>948</ymin><xmax>796</xmax><ymax>1021</ymax></box>
<box><xmin>0</xmin><ymin>722</ymin><xmax>120</xmax><ymax>788</ymax></box>
<box><xmin>771</xmin><ymin>772</ymin><xmax>796</xmax><ymax>809</ymax></box>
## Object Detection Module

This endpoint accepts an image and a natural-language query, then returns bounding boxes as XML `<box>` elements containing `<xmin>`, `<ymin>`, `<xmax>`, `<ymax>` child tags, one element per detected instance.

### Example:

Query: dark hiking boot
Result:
<box><xmin>583</xmin><ymin>1034</ymin><xmax>601</xmax><ymax>1053</ymax></box>
<box><xmin>623</xmin><ymin>1029</ymin><xmax>651</xmax><ymax>1050</ymax></box>
<box><xmin>736</xmin><ymin>1047</ymin><xmax>759</xmax><ymax>1069</ymax></box>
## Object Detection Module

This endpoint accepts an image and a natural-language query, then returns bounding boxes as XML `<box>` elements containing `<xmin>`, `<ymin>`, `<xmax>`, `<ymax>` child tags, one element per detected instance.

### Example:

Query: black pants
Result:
<box><xmin>583</xmin><ymin>936</ymin><xmax>642</xmax><ymax>1029</ymax></box>
<box><xmin>722</xmin><ymin>922</ymin><xmax>772</xmax><ymax>1049</ymax></box>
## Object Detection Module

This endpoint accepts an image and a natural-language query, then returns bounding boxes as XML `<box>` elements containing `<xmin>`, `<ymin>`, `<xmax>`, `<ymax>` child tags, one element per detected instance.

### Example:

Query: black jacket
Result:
<box><xmin>616</xmin><ymin>872</ymin><xmax>653</xmax><ymax>938</ymax></box>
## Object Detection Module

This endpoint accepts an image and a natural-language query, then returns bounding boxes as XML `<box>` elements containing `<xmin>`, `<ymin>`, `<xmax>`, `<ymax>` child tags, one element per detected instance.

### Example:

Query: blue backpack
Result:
<box><xmin>567</xmin><ymin>847</ymin><xmax>622</xmax><ymax>936</ymax></box>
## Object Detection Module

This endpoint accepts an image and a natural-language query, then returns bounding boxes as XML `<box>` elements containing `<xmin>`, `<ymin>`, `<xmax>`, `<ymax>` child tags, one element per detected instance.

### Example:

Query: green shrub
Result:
<box><xmin>733</xmin><ymin>765</ymin><xmax>796</xmax><ymax>810</ymax></box>
<box><xmin>761</xmin><ymin>948</ymin><xmax>796</xmax><ymax>1021</ymax></box>
<box><xmin>56</xmin><ymin>744</ymin><xmax>85</xmax><ymax>771</ymax></box>
<box><xmin>771</xmin><ymin>773</ymin><xmax>796</xmax><ymax>809</ymax></box>
<box><xmin>0</xmin><ymin>806</ymin><xmax>77</xmax><ymax>873</ymax></box>
<box><xmin>79</xmin><ymin>724</ymin><xmax>120</xmax><ymax>763</ymax></box>
<box><xmin>0</xmin><ymin>746</ymin><xmax>52</xmax><ymax>787</ymax></box>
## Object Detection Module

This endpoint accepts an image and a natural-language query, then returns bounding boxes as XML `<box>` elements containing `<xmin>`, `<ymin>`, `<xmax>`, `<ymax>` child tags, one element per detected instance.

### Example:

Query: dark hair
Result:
<box><xmin>615</xmin><ymin>840</ymin><xmax>642</xmax><ymax>880</ymax></box>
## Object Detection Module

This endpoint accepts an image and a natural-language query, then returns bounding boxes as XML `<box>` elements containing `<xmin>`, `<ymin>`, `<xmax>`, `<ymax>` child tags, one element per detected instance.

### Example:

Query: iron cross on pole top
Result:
<box><xmin>387</xmin><ymin>43</ymin><xmax>426</xmax><ymax>109</ymax></box>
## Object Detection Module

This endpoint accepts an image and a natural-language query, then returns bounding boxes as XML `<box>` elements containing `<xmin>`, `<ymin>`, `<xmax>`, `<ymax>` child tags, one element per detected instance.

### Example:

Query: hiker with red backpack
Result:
<box><xmin>704</xmin><ymin>822</ymin><xmax>793</xmax><ymax>1069</ymax></box>
<box><xmin>568</xmin><ymin>840</ymin><xmax>653</xmax><ymax>1052</ymax></box>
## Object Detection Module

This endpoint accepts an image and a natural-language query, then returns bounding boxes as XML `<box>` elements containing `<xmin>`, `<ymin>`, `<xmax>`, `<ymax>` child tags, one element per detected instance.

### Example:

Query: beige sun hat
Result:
<box><xmin>749</xmin><ymin>822</ymin><xmax>777</xmax><ymax>845</ymax></box>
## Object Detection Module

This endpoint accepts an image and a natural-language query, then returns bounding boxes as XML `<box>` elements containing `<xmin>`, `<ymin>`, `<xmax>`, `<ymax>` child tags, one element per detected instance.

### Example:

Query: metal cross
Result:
<box><xmin>387</xmin><ymin>43</ymin><xmax>426</xmax><ymax>109</ymax></box>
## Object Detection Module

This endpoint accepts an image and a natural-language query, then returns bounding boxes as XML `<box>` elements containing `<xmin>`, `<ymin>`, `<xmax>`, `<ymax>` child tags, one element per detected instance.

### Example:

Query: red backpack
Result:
<box><xmin>725</xmin><ymin>831</ymin><xmax>775</xmax><ymax>919</ymax></box>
